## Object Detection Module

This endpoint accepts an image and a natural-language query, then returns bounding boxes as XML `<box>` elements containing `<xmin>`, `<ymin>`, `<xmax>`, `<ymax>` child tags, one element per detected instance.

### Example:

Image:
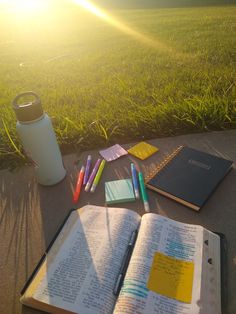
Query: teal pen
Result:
<box><xmin>138</xmin><ymin>172</ymin><xmax>150</xmax><ymax>212</ymax></box>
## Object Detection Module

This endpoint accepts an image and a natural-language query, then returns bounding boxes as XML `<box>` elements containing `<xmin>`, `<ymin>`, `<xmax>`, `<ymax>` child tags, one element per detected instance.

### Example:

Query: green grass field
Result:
<box><xmin>0</xmin><ymin>5</ymin><xmax>236</xmax><ymax>168</ymax></box>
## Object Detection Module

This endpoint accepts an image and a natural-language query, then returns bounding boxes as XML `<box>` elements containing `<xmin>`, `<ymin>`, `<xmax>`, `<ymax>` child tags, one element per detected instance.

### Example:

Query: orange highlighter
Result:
<box><xmin>73</xmin><ymin>166</ymin><xmax>85</xmax><ymax>203</ymax></box>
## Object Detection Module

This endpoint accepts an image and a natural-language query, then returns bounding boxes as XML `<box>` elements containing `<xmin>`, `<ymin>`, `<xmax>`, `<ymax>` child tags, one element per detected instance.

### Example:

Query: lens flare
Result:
<box><xmin>73</xmin><ymin>0</ymin><xmax>187</xmax><ymax>58</ymax></box>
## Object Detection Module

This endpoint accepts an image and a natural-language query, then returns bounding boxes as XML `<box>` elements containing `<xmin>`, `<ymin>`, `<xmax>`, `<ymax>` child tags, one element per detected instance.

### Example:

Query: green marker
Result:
<box><xmin>138</xmin><ymin>171</ymin><xmax>150</xmax><ymax>212</ymax></box>
<box><xmin>90</xmin><ymin>159</ymin><xmax>106</xmax><ymax>192</ymax></box>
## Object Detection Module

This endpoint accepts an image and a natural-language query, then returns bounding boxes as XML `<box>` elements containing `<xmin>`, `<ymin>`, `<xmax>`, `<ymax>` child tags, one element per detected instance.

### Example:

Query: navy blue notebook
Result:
<box><xmin>145</xmin><ymin>146</ymin><xmax>233</xmax><ymax>211</ymax></box>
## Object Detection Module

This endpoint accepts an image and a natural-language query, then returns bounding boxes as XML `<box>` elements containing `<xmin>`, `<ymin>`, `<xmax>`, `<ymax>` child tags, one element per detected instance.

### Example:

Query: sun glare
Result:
<box><xmin>0</xmin><ymin>0</ymin><xmax>49</xmax><ymax>15</ymax></box>
<box><xmin>72</xmin><ymin>0</ymin><xmax>184</xmax><ymax>57</ymax></box>
<box><xmin>0</xmin><ymin>0</ymin><xmax>189</xmax><ymax>59</ymax></box>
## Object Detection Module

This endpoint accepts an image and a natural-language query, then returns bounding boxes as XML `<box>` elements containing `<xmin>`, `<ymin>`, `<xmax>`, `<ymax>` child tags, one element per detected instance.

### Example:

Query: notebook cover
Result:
<box><xmin>146</xmin><ymin>146</ymin><xmax>233</xmax><ymax>210</ymax></box>
<box><xmin>105</xmin><ymin>179</ymin><xmax>135</xmax><ymax>204</ymax></box>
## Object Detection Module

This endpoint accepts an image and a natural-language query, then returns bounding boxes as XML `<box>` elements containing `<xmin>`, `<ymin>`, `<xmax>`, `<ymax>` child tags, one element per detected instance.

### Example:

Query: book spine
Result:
<box><xmin>145</xmin><ymin>145</ymin><xmax>184</xmax><ymax>183</ymax></box>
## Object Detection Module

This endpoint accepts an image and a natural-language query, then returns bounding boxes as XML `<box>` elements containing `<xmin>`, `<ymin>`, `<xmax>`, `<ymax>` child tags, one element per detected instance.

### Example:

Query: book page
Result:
<box><xmin>29</xmin><ymin>205</ymin><xmax>141</xmax><ymax>314</ymax></box>
<box><xmin>114</xmin><ymin>213</ymin><xmax>209</xmax><ymax>314</ymax></box>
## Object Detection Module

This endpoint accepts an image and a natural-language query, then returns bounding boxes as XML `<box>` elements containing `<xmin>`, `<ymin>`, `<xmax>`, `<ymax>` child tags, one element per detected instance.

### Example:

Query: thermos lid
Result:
<box><xmin>12</xmin><ymin>91</ymin><xmax>44</xmax><ymax>123</ymax></box>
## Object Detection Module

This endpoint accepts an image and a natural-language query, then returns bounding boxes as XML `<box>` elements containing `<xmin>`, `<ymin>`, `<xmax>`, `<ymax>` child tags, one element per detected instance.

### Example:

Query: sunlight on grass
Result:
<box><xmin>2</xmin><ymin>118</ymin><xmax>25</xmax><ymax>159</ymax></box>
<box><xmin>0</xmin><ymin>5</ymin><xmax>235</xmax><ymax>168</ymax></box>
<box><xmin>73</xmin><ymin>0</ymin><xmax>188</xmax><ymax>59</ymax></box>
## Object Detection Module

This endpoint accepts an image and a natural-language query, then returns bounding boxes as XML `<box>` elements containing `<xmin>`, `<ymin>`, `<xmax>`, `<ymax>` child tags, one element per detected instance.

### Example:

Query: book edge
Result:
<box><xmin>146</xmin><ymin>184</ymin><xmax>200</xmax><ymax>211</ymax></box>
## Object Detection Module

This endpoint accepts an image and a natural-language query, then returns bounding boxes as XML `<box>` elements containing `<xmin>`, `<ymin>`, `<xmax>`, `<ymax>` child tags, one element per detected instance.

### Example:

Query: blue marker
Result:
<box><xmin>131</xmin><ymin>163</ymin><xmax>140</xmax><ymax>199</ymax></box>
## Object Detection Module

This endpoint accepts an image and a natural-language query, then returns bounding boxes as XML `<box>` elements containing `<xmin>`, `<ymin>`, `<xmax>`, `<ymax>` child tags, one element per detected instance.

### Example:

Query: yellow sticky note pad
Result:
<box><xmin>127</xmin><ymin>142</ymin><xmax>158</xmax><ymax>160</ymax></box>
<box><xmin>147</xmin><ymin>252</ymin><xmax>194</xmax><ymax>303</ymax></box>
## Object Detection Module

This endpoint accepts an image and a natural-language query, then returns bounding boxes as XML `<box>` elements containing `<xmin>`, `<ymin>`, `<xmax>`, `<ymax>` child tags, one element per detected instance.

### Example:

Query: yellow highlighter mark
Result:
<box><xmin>147</xmin><ymin>252</ymin><xmax>194</xmax><ymax>303</ymax></box>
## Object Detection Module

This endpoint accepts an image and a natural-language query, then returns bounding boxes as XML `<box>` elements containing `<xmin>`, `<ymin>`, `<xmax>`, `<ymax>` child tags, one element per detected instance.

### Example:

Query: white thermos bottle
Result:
<box><xmin>13</xmin><ymin>91</ymin><xmax>66</xmax><ymax>185</ymax></box>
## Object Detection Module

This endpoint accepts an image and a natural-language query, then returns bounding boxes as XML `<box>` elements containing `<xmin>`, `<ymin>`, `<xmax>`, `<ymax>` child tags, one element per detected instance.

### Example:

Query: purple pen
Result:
<box><xmin>85</xmin><ymin>158</ymin><xmax>101</xmax><ymax>192</ymax></box>
<box><xmin>83</xmin><ymin>155</ymin><xmax>92</xmax><ymax>185</ymax></box>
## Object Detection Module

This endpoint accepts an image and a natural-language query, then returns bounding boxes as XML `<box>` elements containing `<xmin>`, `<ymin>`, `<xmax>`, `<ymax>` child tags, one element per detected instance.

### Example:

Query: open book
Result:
<box><xmin>20</xmin><ymin>205</ymin><xmax>226</xmax><ymax>314</ymax></box>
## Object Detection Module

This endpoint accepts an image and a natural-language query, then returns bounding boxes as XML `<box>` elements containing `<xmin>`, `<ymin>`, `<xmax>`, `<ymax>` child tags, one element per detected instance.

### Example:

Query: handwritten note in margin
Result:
<box><xmin>147</xmin><ymin>252</ymin><xmax>194</xmax><ymax>303</ymax></box>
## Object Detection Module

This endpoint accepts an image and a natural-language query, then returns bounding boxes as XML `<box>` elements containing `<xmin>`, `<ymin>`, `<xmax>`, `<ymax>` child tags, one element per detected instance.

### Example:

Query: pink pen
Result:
<box><xmin>84</xmin><ymin>158</ymin><xmax>101</xmax><ymax>192</ymax></box>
